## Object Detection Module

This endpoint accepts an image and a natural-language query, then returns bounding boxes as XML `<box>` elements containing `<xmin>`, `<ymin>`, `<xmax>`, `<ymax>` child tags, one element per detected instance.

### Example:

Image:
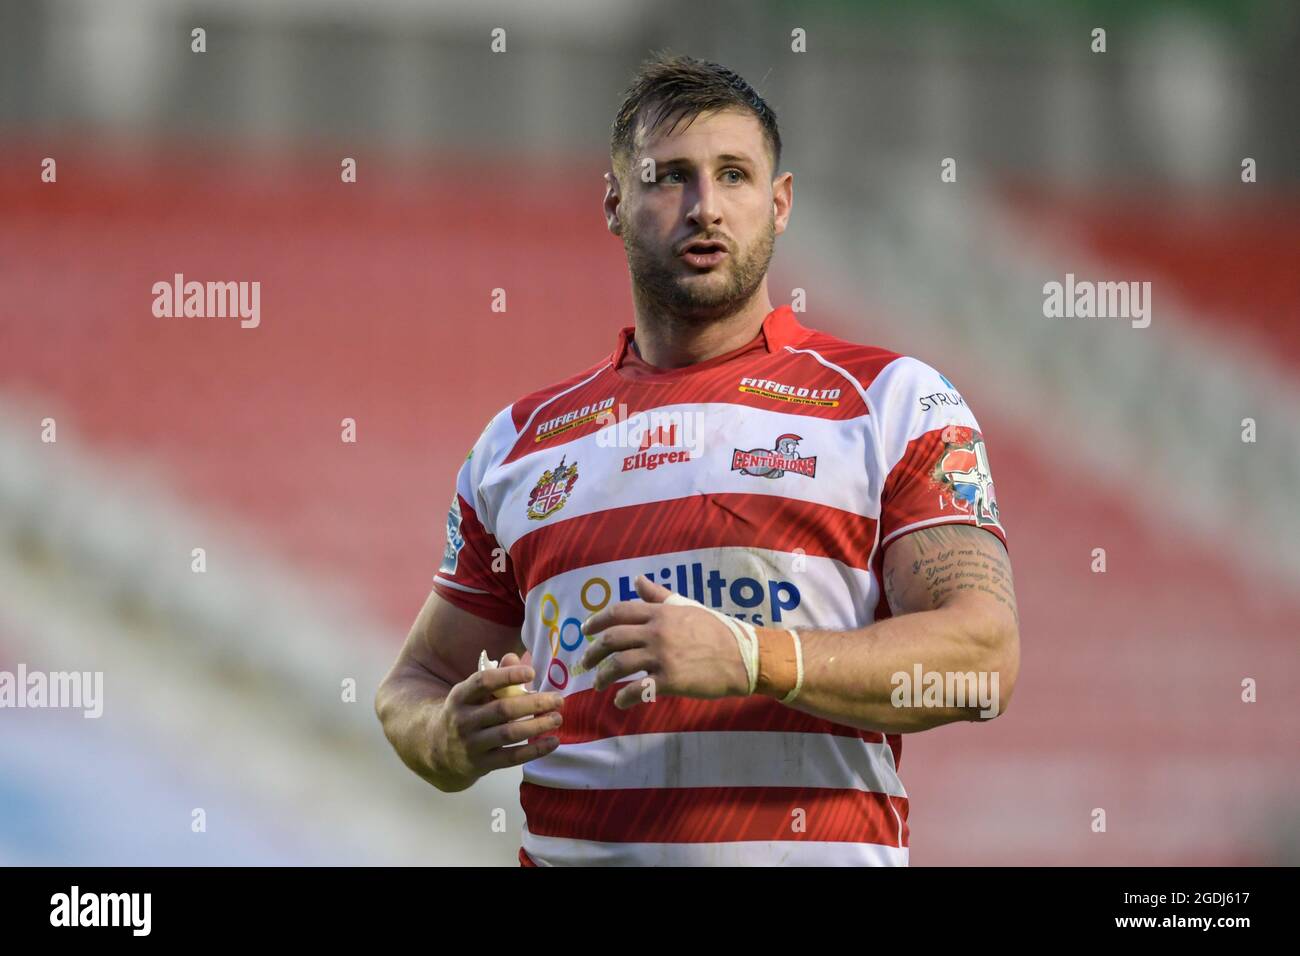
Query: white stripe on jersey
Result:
<box><xmin>516</xmin><ymin>365</ymin><xmax>611</xmax><ymax>440</ymax></box>
<box><xmin>521</xmin><ymin>830</ymin><xmax>910</xmax><ymax>867</ymax></box>
<box><xmin>522</xmin><ymin>730</ymin><xmax>906</xmax><ymax>797</ymax></box>
<box><xmin>484</xmin><ymin>401</ymin><xmax>876</xmax><ymax>553</ymax></box>
<box><xmin>431</xmin><ymin>575</ymin><xmax>490</xmax><ymax>595</ymax></box>
<box><xmin>521</xmin><ymin>547</ymin><xmax>878</xmax><ymax>694</ymax></box>
<box><xmin>457</xmin><ymin>404</ymin><xmax>524</xmax><ymax>537</ymax></box>
<box><xmin>865</xmin><ymin>355</ymin><xmax>986</xmax><ymax>478</ymax></box>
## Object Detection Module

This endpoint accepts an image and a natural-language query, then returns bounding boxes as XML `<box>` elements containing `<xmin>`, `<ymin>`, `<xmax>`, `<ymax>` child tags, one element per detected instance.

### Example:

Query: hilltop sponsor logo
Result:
<box><xmin>739</xmin><ymin>377</ymin><xmax>841</xmax><ymax>407</ymax></box>
<box><xmin>526</xmin><ymin>455</ymin><xmax>579</xmax><ymax>521</ymax></box>
<box><xmin>622</xmin><ymin>423</ymin><xmax>693</xmax><ymax>472</ymax></box>
<box><xmin>535</xmin><ymin>396</ymin><xmax>616</xmax><ymax>442</ymax></box>
<box><xmin>537</xmin><ymin>562</ymin><xmax>803</xmax><ymax>690</ymax></box>
<box><xmin>732</xmin><ymin>434</ymin><xmax>817</xmax><ymax>479</ymax></box>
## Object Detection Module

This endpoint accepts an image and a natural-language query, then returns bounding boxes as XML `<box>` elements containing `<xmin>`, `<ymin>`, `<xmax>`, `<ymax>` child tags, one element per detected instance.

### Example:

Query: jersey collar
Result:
<box><xmin>610</xmin><ymin>304</ymin><xmax>805</xmax><ymax>371</ymax></box>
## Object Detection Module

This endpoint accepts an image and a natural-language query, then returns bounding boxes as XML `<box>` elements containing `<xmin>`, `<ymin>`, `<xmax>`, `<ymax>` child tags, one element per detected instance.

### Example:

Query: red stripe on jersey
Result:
<box><xmin>521</xmin><ymin>783</ymin><xmax>909</xmax><ymax>846</ymax></box>
<box><xmin>506</xmin><ymin>324</ymin><xmax>891</xmax><ymax>465</ymax></box>
<box><xmin>432</xmin><ymin>494</ymin><xmax>525</xmax><ymax>627</ymax></box>
<box><xmin>551</xmin><ymin>681</ymin><xmax>886</xmax><ymax>744</ymax></box>
<box><xmin>512</xmin><ymin>493</ymin><xmax>878</xmax><ymax>593</ymax></box>
<box><xmin>509</xmin><ymin>360</ymin><xmax>612</xmax><ymax>436</ymax></box>
<box><xmin>519</xmin><ymin>846</ymin><xmax>537</xmax><ymax>867</ymax></box>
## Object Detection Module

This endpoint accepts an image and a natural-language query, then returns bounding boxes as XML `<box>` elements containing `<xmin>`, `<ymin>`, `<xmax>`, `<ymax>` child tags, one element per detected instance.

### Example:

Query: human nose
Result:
<box><xmin>686</xmin><ymin>178</ymin><xmax>722</xmax><ymax>228</ymax></box>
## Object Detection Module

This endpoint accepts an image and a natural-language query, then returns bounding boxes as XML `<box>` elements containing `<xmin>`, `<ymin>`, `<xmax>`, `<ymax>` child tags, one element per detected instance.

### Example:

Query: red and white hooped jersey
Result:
<box><xmin>432</xmin><ymin>304</ymin><xmax>1007</xmax><ymax>866</ymax></box>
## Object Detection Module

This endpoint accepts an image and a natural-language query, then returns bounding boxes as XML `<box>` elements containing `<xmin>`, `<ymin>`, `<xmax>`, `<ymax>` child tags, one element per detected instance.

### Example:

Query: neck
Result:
<box><xmin>630</xmin><ymin>281</ymin><xmax>774</xmax><ymax>369</ymax></box>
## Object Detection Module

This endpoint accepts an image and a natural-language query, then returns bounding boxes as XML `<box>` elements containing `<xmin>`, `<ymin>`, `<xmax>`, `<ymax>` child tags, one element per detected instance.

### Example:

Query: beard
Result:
<box><xmin>622</xmin><ymin>213</ymin><xmax>775</xmax><ymax>324</ymax></box>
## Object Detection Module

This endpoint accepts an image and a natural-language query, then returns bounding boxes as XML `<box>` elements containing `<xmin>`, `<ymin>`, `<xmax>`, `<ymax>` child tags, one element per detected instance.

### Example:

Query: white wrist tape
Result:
<box><xmin>782</xmin><ymin>627</ymin><xmax>805</xmax><ymax>705</ymax></box>
<box><xmin>664</xmin><ymin>591</ymin><xmax>760</xmax><ymax>695</ymax></box>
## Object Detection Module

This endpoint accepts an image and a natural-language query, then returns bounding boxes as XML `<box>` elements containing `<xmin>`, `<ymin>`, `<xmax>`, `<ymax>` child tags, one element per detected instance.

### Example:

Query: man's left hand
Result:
<box><xmin>580</xmin><ymin>575</ymin><xmax>752</xmax><ymax>709</ymax></box>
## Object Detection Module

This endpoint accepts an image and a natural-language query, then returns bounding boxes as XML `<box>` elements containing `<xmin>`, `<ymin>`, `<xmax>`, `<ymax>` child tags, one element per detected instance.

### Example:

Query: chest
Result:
<box><xmin>485</xmin><ymin>400</ymin><xmax>882</xmax><ymax>558</ymax></box>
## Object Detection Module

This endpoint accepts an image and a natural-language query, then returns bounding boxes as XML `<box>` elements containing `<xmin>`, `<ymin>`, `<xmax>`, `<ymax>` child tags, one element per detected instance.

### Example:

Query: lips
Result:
<box><xmin>680</xmin><ymin>239</ymin><xmax>728</xmax><ymax>255</ymax></box>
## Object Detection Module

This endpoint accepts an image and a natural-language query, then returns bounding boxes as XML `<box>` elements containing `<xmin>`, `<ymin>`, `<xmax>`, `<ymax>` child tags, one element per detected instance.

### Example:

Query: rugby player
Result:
<box><xmin>376</xmin><ymin>52</ymin><xmax>1020</xmax><ymax>866</ymax></box>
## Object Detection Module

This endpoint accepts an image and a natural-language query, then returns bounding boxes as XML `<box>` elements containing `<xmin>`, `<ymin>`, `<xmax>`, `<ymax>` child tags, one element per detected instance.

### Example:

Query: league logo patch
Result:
<box><xmin>731</xmin><ymin>433</ymin><xmax>817</xmax><ymax>479</ymax></box>
<box><xmin>932</xmin><ymin>425</ymin><xmax>1002</xmax><ymax>530</ymax></box>
<box><xmin>439</xmin><ymin>495</ymin><xmax>465</xmax><ymax>575</ymax></box>
<box><xmin>526</xmin><ymin>455</ymin><xmax>579</xmax><ymax>521</ymax></box>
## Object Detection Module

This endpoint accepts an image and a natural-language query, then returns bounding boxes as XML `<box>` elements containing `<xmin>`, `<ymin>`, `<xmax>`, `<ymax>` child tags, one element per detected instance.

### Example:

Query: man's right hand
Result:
<box><xmin>430</xmin><ymin>653</ymin><xmax>564</xmax><ymax>789</ymax></box>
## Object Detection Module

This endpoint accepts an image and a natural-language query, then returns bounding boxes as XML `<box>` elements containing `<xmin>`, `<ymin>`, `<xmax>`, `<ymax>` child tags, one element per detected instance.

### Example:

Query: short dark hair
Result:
<box><xmin>610</xmin><ymin>52</ymin><xmax>782</xmax><ymax>185</ymax></box>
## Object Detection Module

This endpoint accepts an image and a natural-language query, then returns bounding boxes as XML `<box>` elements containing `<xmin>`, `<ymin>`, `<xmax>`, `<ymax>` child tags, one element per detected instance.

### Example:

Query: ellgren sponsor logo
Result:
<box><xmin>622</xmin><ymin>423</ymin><xmax>693</xmax><ymax>472</ymax></box>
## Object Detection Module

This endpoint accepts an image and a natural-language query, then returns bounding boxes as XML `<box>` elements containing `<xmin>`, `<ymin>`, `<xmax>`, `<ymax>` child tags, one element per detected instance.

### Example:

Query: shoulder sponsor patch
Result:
<box><xmin>932</xmin><ymin>425</ymin><xmax>1001</xmax><ymax>530</ymax></box>
<box><xmin>439</xmin><ymin>495</ymin><xmax>465</xmax><ymax>574</ymax></box>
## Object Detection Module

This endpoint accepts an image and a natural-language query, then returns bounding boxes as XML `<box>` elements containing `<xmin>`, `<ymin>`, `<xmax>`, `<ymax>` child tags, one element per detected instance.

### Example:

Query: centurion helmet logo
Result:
<box><xmin>731</xmin><ymin>434</ymin><xmax>817</xmax><ymax>479</ymax></box>
<box><xmin>526</xmin><ymin>455</ymin><xmax>580</xmax><ymax>521</ymax></box>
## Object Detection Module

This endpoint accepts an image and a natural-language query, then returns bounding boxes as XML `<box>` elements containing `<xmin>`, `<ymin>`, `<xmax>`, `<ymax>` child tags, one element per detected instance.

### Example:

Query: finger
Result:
<box><xmin>465</xmin><ymin>710</ymin><xmax>564</xmax><ymax>755</ymax></box>
<box><xmin>580</xmin><ymin>624</ymin><xmax>650</xmax><ymax>671</ymax></box>
<box><xmin>476</xmin><ymin>735</ymin><xmax>561</xmax><ymax>772</ymax></box>
<box><xmin>632</xmin><ymin>574</ymin><xmax>674</xmax><ymax>604</ymax></box>
<box><xmin>614</xmin><ymin>677</ymin><xmax>656</xmax><ymax>710</ymax></box>
<box><xmin>454</xmin><ymin>665</ymin><xmax>535</xmax><ymax>706</ymax></box>
<box><xmin>500</xmin><ymin>652</ymin><xmax>521</xmax><ymax>668</ymax></box>
<box><xmin>461</xmin><ymin>691</ymin><xmax>565</xmax><ymax>733</ymax></box>
<box><xmin>593</xmin><ymin>648</ymin><xmax>657</xmax><ymax>693</ymax></box>
<box><xmin>582</xmin><ymin>598</ymin><xmax>656</xmax><ymax>638</ymax></box>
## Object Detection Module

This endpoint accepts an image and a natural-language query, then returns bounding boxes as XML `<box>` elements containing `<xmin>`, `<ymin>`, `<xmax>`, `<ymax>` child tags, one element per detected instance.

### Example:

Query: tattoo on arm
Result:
<box><xmin>883</xmin><ymin>524</ymin><xmax>1019</xmax><ymax>625</ymax></box>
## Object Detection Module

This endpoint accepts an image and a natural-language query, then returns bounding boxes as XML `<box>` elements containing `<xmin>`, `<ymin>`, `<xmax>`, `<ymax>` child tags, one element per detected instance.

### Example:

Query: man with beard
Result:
<box><xmin>376</xmin><ymin>53</ymin><xmax>1020</xmax><ymax>866</ymax></box>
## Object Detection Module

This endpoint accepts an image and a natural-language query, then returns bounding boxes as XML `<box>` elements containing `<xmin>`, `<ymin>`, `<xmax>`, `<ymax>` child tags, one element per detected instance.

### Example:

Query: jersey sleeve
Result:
<box><xmin>432</xmin><ymin>409</ymin><xmax>526</xmax><ymax>628</ymax></box>
<box><xmin>871</xmin><ymin>356</ymin><xmax>1008</xmax><ymax>552</ymax></box>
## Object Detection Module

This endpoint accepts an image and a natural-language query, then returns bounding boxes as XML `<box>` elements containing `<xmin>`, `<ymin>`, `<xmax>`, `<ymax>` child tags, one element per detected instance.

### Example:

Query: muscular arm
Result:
<box><xmin>775</xmin><ymin>523</ymin><xmax>1020</xmax><ymax>733</ymax></box>
<box><xmin>374</xmin><ymin>588</ymin><xmax>524</xmax><ymax>791</ymax></box>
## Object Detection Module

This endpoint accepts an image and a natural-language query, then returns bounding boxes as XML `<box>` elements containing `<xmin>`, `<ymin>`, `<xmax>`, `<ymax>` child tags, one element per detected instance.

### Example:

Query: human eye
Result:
<box><xmin>722</xmin><ymin>168</ymin><xmax>746</xmax><ymax>184</ymax></box>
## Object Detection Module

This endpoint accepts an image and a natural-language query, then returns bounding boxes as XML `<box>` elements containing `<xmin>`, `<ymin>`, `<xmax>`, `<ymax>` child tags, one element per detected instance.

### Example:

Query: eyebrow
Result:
<box><xmin>656</xmin><ymin>153</ymin><xmax>756</xmax><ymax>167</ymax></box>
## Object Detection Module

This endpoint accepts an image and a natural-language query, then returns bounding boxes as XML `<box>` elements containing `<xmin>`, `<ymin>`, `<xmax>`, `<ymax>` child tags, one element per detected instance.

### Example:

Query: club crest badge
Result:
<box><xmin>731</xmin><ymin>433</ymin><xmax>817</xmax><ymax>479</ymax></box>
<box><xmin>933</xmin><ymin>425</ymin><xmax>1002</xmax><ymax>530</ymax></box>
<box><xmin>526</xmin><ymin>455</ymin><xmax>579</xmax><ymax>521</ymax></box>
